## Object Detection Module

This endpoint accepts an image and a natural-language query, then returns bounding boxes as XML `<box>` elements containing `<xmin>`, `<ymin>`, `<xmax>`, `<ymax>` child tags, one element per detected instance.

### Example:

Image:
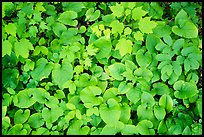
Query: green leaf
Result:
<box><xmin>136</xmin><ymin>49</ymin><xmax>152</xmax><ymax>68</ymax></box>
<box><xmin>119</xmin><ymin>103</ymin><xmax>131</xmax><ymax>123</ymax></box>
<box><xmin>137</xmin><ymin>104</ymin><xmax>154</xmax><ymax>121</ymax></box>
<box><xmin>7</xmin><ymin>124</ymin><xmax>27</xmax><ymax>135</ymax></box>
<box><xmin>2</xmin><ymin>40</ymin><xmax>12</xmax><ymax>57</ymax></box>
<box><xmin>173</xmin><ymin>81</ymin><xmax>199</xmax><ymax>99</ymax></box>
<box><xmin>146</xmin><ymin>34</ymin><xmax>160</xmax><ymax>53</ymax></box>
<box><xmin>158</xmin><ymin>120</ymin><xmax>167</xmax><ymax>134</ymax></box>
<box><xmin>54</xmin><ymin>90</ymin><xmax>65</xmax><ymax>99</ymax></box>
<box><xmin>172</xmin><ymin>61</ymin><xmax>182</xmax><ymax>76</ymax></box>
<box><xmin>23</xmin><ymin>59</ymin><xmax>35</xmax><ymax>72</ymax></box>
<box><xmin>154</xmin><ymin>106</ymin><xmax>166</xmax><ymax>121</ymax></box>
<box><xmin>85</xmin><ymin>8</ymin><xmax>101</xmax><ymax>22</ymax></box>
<box><xmin>52</xmin><ymin>59</ymin><xmax>73</xmax><ymax>89</ymax></box>
<box><xmin>80</xmin><ymin>86</ymin><xmax>103</xmax><ymax>108</ymax></box>
<box><xmin>13</xmin><ymin>89</ymin><xmax>36</xmax><ymax>108</ymax></box>
<box><xmin>99</xmin><ymin>98</ymin><xmax>121</xmax><ymax>124</ymax></box>
<box><xmin>172</xmin><ymin>38</ymin><xmax>185</xmax><ymax>53</ymax></box>
<box><xmin>152</xmin><ymin>82</ymin><xmax>170</xmax><ymax>95</ymax></box>
<box><xmin>93</xmin><ymin>36</ymin><xmax>112</xmax><ymax>60</ymax></box>
<box><xmin>196</xmin><ymin>98</ymin><xmax>202</xmax><ymax>118</ymax></box>
<box><xmin>57</xmin><ymin>11</ymin><xmax>78</xmax><ymax>26</ymax></box>
<box><xmin>31</xmin><ymin>58</ymin><xmax>54</xmax><ymax>81</ymax></box>
<box><xmin>28</xmin><ymin>26</ymin><xmax>38</xmax><ymax>37</ymax></box>
<box><xmin>108</xmin><ymin>63</ymin><xmax>126</xmax><ymax>80</ymax></box>
<box><xmin>134</xmin><ymin>68</ymin><xmax>153</xmax><ymax>82</ymax></box>
<box><xmin>132</xmin><ymin>6</ymin><xmax>147</xmax><ymax>20</ymax></box>
<box><xmin>14</xmin><ymin>109</ymin><xmax>30</xmax><ymax>124</ymax></box>
<box><xmin>28</xmin><ymin>113</ymin><xmax>44</xmax><ymax>128</ymax></box>
<box><xmin>2</xmin><ymin>106</ymin><xmax>7</xmax><ymax>118</ymax></box>
<box><xmin>159</xmin><ymin>94</ymin><xmax>173</xmax><ymax>113</ymax></box>
<box><xmin>42</xmin><ymin>106</ymin><xmax>63</xmax><ymax>123</ymax></box>
<box><xmin>149</xmin><ymin>2</ymin><xmax>163</xmax><ymax>19</ymax></box>
<box><xmin>138</xmin><ymin>17</ymin><xmax>157</xmax><ymax>34</ymax></box>
<box><xmin>52</xmin><ymin>22</ymin><xmax>67</xmax><ymax>37</ymax></box>
<box><xmin>121</xmin><ymin>124</ymin><xmax>138</xmax><ymax>135</ymax></box>
<box><xmin>172</xmin><ymin>9</ymin><xmax>198</xmax><ymax>38</ymax></box>
<box><xmin>5</xmin><ymin>23</ymin><xmax>16</xmax><ymax>36</ymax></box>
<box><xmin>62</xmin><ymin>2</ymin><xmax>85</xmax><ymax>13</ymax></box>
<box><xmin>136</xmin><ymin>120</ymin><xmax>155</xmax><ymax>135</ymax></box>
<box><xmin>110</xmin><ymin>3</ymin><xmax>124</xmax><ymax>18</ymax></box>
<box><xmin>14</xmin><ymin>39</ymin><xmax>34</xmax><ymax>58</ymax></box>
<box><xmin>141</xmin><ymin>91</ymin><xmax>155</xmax><ymax>107</ymax></box>
<box><xmin>118</xmin><ymin>81</ymin><xmax>133</xmax><ymax>94</ymax></box>
<box><xmin>67</xmin><ymin>120</ymin><xmax>90</xmax><ymax>135</ymax></box>
<box><xmin>126</xmin><ymin>87</ymin><xmax>141</xmax><ymax>104</ymax></box>
<box><xmin>182</xmin><ymin>126</ymin><xmax>192</xmax><ymax>135</ymax></box>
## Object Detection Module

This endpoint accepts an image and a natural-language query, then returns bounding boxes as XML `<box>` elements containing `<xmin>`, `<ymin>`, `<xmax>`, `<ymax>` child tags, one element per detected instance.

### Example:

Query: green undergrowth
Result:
<box><xmin>2</xmin><ymin>2</ymin><xmax>202</xmax><ymax>135</ymax></box>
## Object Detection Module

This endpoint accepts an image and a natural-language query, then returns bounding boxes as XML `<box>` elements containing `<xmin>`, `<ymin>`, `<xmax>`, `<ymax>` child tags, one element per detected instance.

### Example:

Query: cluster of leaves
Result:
<box><xmin>2</xmin><ymin>2</ymin><xmax>202</xmax><ymax>135</ymax></box>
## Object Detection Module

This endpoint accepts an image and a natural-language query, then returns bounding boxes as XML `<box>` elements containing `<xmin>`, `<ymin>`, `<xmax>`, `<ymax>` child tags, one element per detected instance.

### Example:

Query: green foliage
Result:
<box><xmin>2</xmin><ymin>2</ymin><xmax>202</xmax><ymax>135</ymax></box>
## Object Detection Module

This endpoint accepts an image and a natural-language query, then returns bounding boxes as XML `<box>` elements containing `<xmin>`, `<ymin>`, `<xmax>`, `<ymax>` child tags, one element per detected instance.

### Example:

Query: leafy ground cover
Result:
<box><xmin>2</xmin><ymin>2</ymin><xmax>202</xmax><ymax>135</ymax></box>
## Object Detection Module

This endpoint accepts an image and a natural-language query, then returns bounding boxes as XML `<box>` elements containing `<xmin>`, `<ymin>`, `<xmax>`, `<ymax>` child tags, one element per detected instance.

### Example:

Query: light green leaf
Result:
<box><xmin>80</xmin><ymin>86</ymin><xmax>103</xmax><ymax>108</ymax></box>
<box><xmin>132</xmin><ymin>6</ymin><xmax>147</xmax><ymax>20</ymax></box>
<box><xmin>23</xmin><ymin>59</ymin><xmax>35</xmax><ymax>72</ymax></box>
<box><xmin>100</xmin><ymin>121</ymin><xmax>124</xmax><ymax>135</ymax></box>
<box><xmin>152</xmin><ymin>82</ymin><xmax>170</xmax><ymax>95</ymax></box>
<box><xmin>13</xmin><ymin>89</ymin><xmax>36</xmax><ymax>108</ymax></box>
<box><xmin>172</xmin><ymin>38</ymin><xmax>185</xmax><ymax>53</ymax></box>
<box><xmin>137</xmin><ymin>104</ymin><xmax>154</xmax><ymax>121</ymax></box>
<box><xmin>31</xmin><ymin>58</ymin><xmax>54</xmax><ymax>81</ymax></box>
<box><xmin>159</xmin><ymin>94</ymin><xmax>173</xmax><ymax>113</ymax></box>
<box><xmin>173</xmin><ymin>81</ymin><xmax>199</xmax><ymax>99</ymax></box>
<box><xmin>52</xmin><ymin>22</ymin><xmax>67</xmax><ymax>37</ymax></box>
<box><xmin>154</xmin><ymin>106</ymin><xmax>166</xmax><ymax>121</ymax></box>
<box><xmin>28</xmin><ymin>113</ymin><xmax>44</xmax><ymax>128</ymax></box>
<box><xmin>2</xmin><ymin>40</ymin><xmax>12</xmax><ymax>57</ymax></box>
<box><xmin>134</xmin><ymin>68</ymin><xmax>153</xmax><ymax>82</ymax></box>
<box><xmin>99</xmin><ymin>98</ymin><xmax>121</xmax><ymax>124</ymax></box>
<box><xmin>42</xmin><ymin>106</ymin><xmax>63</xmax><ymax>123</ymax></box>
<box><xmin>172</xmin><ymin>9</ymin><xmax>198</xmax><ymax>38</ymax></box>
<box><xmin>115</xmin><ymin>38</ymin><xmax>133</xmax><ymax>57</ymax></box>
<box><xmin>119</xmin><ymin>103</ymin><xmax>131</xmax><ymax>123</ymax></box>
<box><xmin>7</xmin><ymin>124</ymin><xmax>27</xmax><ymax>135</ymax></box>
<box><xmin>158</xmin><ymin>120</ymin><xmax>167</xmax><ymax>134</ymax></box>
<box><xmin>110</xmin><ymin>20</ymin><xmax>124</xmax><ymax>35</ymax></box>
<box><xmin>52</xmin><ymin>59</ymin><xmax>73</xmax><ymax>89</ymax></box>
<box><xmin>67</xmin><ymin>120</ymin><xmax>90</xmax><ymax>135</ymax></box>
<box><xmin>126</xmin><ymin>87</ymin><xmax>141</xmax><ymax>104</ymax></box>
<box><xmin>85</xmin><ymin>8</ymin><xmax>101</xmax><ymax>22</ymax></box>
<box><xmin>14</xmin><ymin>109</ymin><xmax>30</xmax><ymax>124</ymax></box>
<box><xmin>93</xmin><ymin>36</ymin><xmax>112</xmax><ymax>60</ymax></box>
<box><xmin>57</xmin><ymin>11</ymin><xmax>78</xmax><ymax>26</ymax></box>
<box><xmin>14</xmin><ymin>39</ymin><xmax>34</xmax><ymax>58</ymax></box>
<box><xmin>172</xmin><ymin>61</ymin><xmax>182</xmax><ymax>76</ymax></box>
<box><xmin>136</xmin><ymin>120</ymin><xmax>155</xmax><ymax>135</ymax></box>
<box><xmin>121</xmin><ymin>124</ymin><xmax>138</xmax><ymax>135</ymax></box>
<box><xmin>136</xmin><ymin>49</ymin><xmax>152</xmax><ymax>68</ymax></box>
<box><xmin>118</xmin><ymin>81</ymin><xmax>133</xmax><ymax>94</ymax></box>
<box><xmin>138</xmin><ymin>17</ymin><xmax>157</xmax><ymax>34</ymax></box>
<box><xmin>108</xmin><ymin>63</ymin><xmax>126</xmax><ymax>80</ymax></box>
<box><xmin>141</xmin><ymin>92</ymin><xmax>155</xmax><ymax>107</ymax></box>
<box><xmin>5</xmin><ymin>23</ymin><xmax>16</xmax><ymax>36</ymax></box>
<box><xmin>110</xmin><ymin>3</ymin><xmax>124</xmax><ymax>18</ymax></box>
<box><xmin>134</xmin><ymin>31</ymin><xmax>144</xmax><ymax>41</ymax></box>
